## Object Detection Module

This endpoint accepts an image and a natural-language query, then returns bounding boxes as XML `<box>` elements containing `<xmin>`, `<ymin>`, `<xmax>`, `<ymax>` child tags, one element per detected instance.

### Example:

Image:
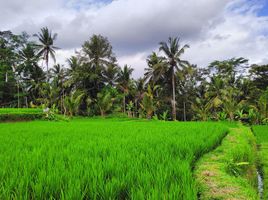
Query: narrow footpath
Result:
<box><xmin>194</xmin><ymin>125</ymin><xmax>259</xmax><ymax>200</ymax></box>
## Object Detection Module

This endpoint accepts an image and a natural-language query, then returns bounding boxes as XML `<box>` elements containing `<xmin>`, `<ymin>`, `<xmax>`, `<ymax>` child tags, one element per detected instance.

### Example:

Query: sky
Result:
<box><xmin>1</xmin><ymin>0</ymin><xmax>268</xmax><ymax>78</ymax></box>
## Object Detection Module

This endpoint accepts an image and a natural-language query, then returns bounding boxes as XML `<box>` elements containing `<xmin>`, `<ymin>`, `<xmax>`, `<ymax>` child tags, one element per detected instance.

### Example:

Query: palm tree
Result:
<box><xmin>117</xmin><ymin>65</ymin><xmax>134</xmax><ymax>113</ymax></box>
<box><xmin>81</xmin><ymin>34</ymin><xmax>116</xmax><ymax>68</ymax></box>
<box><xmin>103</xmin><ymin>64</ymin><xmax>120</xmax><ymax>86</ymax></box>
<box><xmin>34</xmin><ymin>27</ymin><xmax>59</xmax><ymax>79</ymax></box>
<box><xmin>63</xmin><ymin>91</ymin><xmax>85</xmax><ymax>117</ymax></box>
<box><xmin>50</xmin><ymin>64</ymin><xmax>66</xmax><ymax>111</ymax></box>
<box><xmin>50</xmin><ymin>64</ymin><xmax>65</xmax><ymax>87</ymax></box>
<box><xmin>67</xmin><ymin>56</ymin><xmax>80</xmax><ymax>76</ymax></box>
<box><xmin>17</xmin><ymin>43</ymin><xmax>45</xmax><ymax>104</ymax></box>
<box><xmin>159</xmin><ymin>37</ymin><xmax>189</xmax><ymax>120</ymax></box>
<box><xmin>96</xmin><ymin>89</ymin><xmax>114</xmax><ymax>117</ymax></box>
<box><xmin>133</xmin><ymin>78</ymin><xmax>145</xmax><ymax>116</ymax></box>
<box><xmin>209</xmin><ymin>58</ymin><xmax>248</xmax><ymax>87</ymax></box>
<box><xmin>144</xmin><ymin>52</ymin><xmax>167</xmax><ymax>85</ymax></box>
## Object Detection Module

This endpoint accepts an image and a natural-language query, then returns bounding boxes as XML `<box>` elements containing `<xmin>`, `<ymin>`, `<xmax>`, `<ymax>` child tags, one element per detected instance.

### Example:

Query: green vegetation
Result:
<box><xmin>0</xmin><ymin>119</ymin><xmax>228</xmax><ymax>199</ymax></box>
<box><xmin>252</xmin><ymin>125</ymin><xmax>268</xmax><ymax>199</ymax></box>
<box><xmin>1</xmin><ymin>21</ymin><xmax>268</xmax><ymax>200</ymax></box>
<box><xmin>0</xmin><ymin>108</ymin><xmax>43</xmax><ymax>121</ymax></box>
<box><xmin>195</xmin><ymin>125</ymin><xmax>258</xmax><ymax>199</ymax></box>
<box><xmin>1</xmin><ymin>29</ymin><xmax>268</xmax><ymax>123</ymax></box>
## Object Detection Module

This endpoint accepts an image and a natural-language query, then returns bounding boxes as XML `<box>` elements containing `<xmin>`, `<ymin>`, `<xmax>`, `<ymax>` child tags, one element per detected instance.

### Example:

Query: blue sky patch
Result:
<box><xmin>258</xmin><ymin>1</ymin><xmax>268</xmax><ymax>16</ymax></box>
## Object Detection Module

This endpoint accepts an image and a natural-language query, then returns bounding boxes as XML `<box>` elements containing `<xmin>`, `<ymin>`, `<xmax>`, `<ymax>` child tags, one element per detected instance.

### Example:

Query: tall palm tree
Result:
<box><xmin>144</xmin><ymin>52</ymin><xmax>167</xmax><ymax>85</ymax></box>
<box><xmin>34</xmin><ymin>27</ymin><xmax>59</xmax><ymax>79</ymax></box>
<box><xmin>50</xmin><ymin>64</ymin><xmax>66</xmax><ymax>87</ymax></box>
<box><xmin>117</xmin><ymin>65</ymin><xmax>134</xmax><ymax>113</ymax></box>
<box><xmin>18</xmin><ymin>43</ymin><xmax>43</xmax><ymax>82</ymax></box>
<box><xmin>67</xmin><ymin>56</ymin><xmax>80</xmax><ymax>76</ymax></box>
<box><xmin>134</xmin><ymin>78</ymin><xmax>145</xmax><ymax>116</ymax></box>
<box><xmin>17</xmin><ymin>43</ymin><xmax>45</xmax><ymax>104</ymax></box>
<box><xmin>159</xmin><ymin>37</ymin><xmax>189</xmax><ymax>120</ymax></box>
<box><xmin>102</xmin><ymin>64</ymin><xmax>120</xmax><ymax>86</ymax></box>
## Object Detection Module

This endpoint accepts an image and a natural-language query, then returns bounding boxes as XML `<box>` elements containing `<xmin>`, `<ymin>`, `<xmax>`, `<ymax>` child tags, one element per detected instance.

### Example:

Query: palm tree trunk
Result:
<box><xmin>100</xmin><ymin>110</ymin><xmax>105</xmax><ymax>117</ymax></box>
<box><xmin>46</xmin><ymin>53</ymin><xmax>49</xmax><ymax>82</ymax></box>
<box><xmin>123</xmin><ymin>94</ymin><xmax>126</xmax><ymax>114</ymax></box>
<box><xmin>183</xmin><ymin>101</ymin><xmax>186</xmax><ymax>121</ymax></box>
<box><xmin>17</xmin><ymin>83</ymin><xmax>20</xmax><ymax>108</ymax></box>
<box><xmin>171</xmin><ymin>69</ymin><xmax>176</xmax><ymax>120</ymax></box>
<box><xmin>25</xmin><ymin>96</ymin><xmax>28</xmax><ymax>108</ymax></box>
<box><xmin>230</xmin><ymin>112</ymin><xmax>234</xmax><ymax>121</ymax></box>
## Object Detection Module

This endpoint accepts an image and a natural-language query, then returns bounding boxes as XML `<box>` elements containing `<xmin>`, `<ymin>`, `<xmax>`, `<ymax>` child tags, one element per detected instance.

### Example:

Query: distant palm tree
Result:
<box><xmin>144</xmin><ymin>52</ymin><xmax>167</xmax><ymax>85</ymax></box>
<box><xmin>17</xmin><ymin>43</ymin><xmax>45</xmax><ymax>104</ymax></box>
<box><xmin>117</xmin><ymin>65</ymin><xmax>134</xmax><ymax>113</ymax></box>
<box><xmin>134</xmin><ymin>78</ymin><xmax>145</xmax><ymax>115</ymax></box>
<box><xmin>81</xmin><ymin>34</ymin><xmax>116</xmax><ymax>68</ymax></box>
<box><xmin>159</xmin><ymin>37</ymin><xmax>189</xmax><ymax>120</ymax></box>
<box><xmin>34</xmin><ymin>27</ymin><xmax>59</xmax><ymax>79</ymax></box>
<box><xmin>18</xmin><ymin>43</ymin><xmax>43</xmax><ymax>82</ymax></box>
<box><xmin>103</xmin><ymin>64</ymin><xmax>120</xmax><ymax>87</ymax></box>
<box><xmin>96</xmin><ymin>89</ymin><xmax>114</xmax><ymax>117</ymax></box>
<box><xmin>67</xmin><ymin>56</ymin><xmax>80</xmax><ymax>76</ymax></box>
<box><xmin>50</xmin><ymin>64</ymin><xmax>65</xmax><ymax>87</ymax></box>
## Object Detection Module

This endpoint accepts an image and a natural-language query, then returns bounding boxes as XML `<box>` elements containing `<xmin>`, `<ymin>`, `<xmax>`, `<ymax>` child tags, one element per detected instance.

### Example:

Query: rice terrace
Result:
<box><xmin>1</xmin><ymin>0</ymin><xmax>268</xmax><ymax>199</ymax></box>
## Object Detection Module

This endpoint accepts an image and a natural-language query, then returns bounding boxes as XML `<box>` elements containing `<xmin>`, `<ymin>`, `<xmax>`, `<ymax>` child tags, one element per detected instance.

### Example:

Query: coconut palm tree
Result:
<box><xmin>81</xmin><ymin>34</ymin><xmax>116</xmax><ymax>68</ymax></box>
<box><xmin>96</xmin><ymin>89</ymin><xmax>114</xmax><ymax>117</ymax></box>
<box><xmin>17</xmin><ymin>43</ymin><xmax>45</xmax><ymax>104</ymax></box>
<box><xmin>159</xmin><ymin>37</ymin><xmax>189</xmax><ymax>120</ymax></box>
<box><xmin>67</xmin><ymin>56</ymin><xmax>80</xmax><ymax>76</ymax></box>
<box><xmin>102</xmin><ymin>64</ymin><xmax>120</xmax><ymax>86</ymax></box>
<box><xmin>117</xmin><ymin>65</ymin><xmax>134</xmax><ymax>113</ymax></box>
<box><xmin>34</xmin><ymin>27</ymin><xmax>59</xmax><ymax>79</ymax></box>
<box><xmin>144</xmin><ymin>52</ymin><xmax>167</xmax><ymax>86</ymax></box>
<box><xmin>63</xmin><ymin>91</ymin><xmax>86</xmax><ymax>117</ymax></box>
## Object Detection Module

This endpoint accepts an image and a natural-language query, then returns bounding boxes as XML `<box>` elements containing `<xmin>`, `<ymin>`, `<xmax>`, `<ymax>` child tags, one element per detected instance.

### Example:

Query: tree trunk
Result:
<box><xmin>46</xmin><ymin>53</ymin><xmax>49</xmax><ymax>82</ymax></box>
<box><xmin>25</xmin><ymin>96</ymin><xmax>28</xmax><ymax>108</ymax></box>
<box><xmin>123</xmin><ymin>94</ymin><xmax>126</xmax><ymax>114</ymax></box>
<box><xmin>100</xmin><ymin>110</ymin><xmax>105</xmax><ymax>117</ymax></box>
<box><xmin>229</xmin><ymin>112</ymin><xmax>234</xmax><ymax>121</ymax></box>
<box><xmin>171</xmin><ymin>69</ymin><xmax>176</xmax><ymax>120</ymax></box>
<box><xmin>17</xmin><ymin>83</ymin><xmax>20</xmax><ymax>108</ymax></box>
<box><xmin>183</xmin><ymin>101</ymin><xmax>186</xmax><ymax>121</ymax></box>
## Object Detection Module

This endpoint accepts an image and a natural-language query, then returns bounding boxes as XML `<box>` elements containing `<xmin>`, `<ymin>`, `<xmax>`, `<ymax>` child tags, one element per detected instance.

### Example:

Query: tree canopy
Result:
<box><xmin>0</xmin><ymin>29</ymin><xmax>267</xmax><ymax>124</ymax></box>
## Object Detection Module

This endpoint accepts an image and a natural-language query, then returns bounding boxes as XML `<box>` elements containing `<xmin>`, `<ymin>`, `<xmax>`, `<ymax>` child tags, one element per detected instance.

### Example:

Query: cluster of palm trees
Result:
<box><xmin>1</xmin><ymin>27</ymin><xmax>268</xmax><ymax>123</ymax></box>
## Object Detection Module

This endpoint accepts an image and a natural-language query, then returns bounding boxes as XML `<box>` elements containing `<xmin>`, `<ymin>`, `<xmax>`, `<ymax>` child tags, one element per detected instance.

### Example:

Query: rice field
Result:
<box><xmin>252</xmin><ymin>125</ymin><xmax>268</xmax><ymax>199</ymax></box>
<box><xmin>0</xmin><ymin>119</ymin><xmax>228</xmax><ymax>199</ymax></box>
<box><xmin>0</xmin><ymin>108</ymin><xmax>42</xmax><ymax>114</ymax></box>
<box><xmin>0</xmin><ymin>108</ymin><xmax>43</xmax><ymax>121</ymax></box>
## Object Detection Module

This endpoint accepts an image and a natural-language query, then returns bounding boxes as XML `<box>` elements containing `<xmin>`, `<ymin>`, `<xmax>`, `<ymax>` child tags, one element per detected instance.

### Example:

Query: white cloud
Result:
<box><xmin>119</xmin><ymin>52</ymin><xmax>149</xmax><ymax>79</ymax></box>
<box><xmin>183</xmin><ymin>0</ymin><xmax>268</xmax><ymax>67</ymax></box>
<box><xmin>1</xmin><ymin>0</ymin><xmax>268</xmax><ymax>77</ymax></box>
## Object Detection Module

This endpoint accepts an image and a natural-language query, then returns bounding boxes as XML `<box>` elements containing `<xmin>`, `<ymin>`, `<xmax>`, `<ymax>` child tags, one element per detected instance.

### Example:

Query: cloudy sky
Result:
<box><xmin>1</xmin><ymin>0</ymin><xmax>268</xmax><ymax>78</ymax></box>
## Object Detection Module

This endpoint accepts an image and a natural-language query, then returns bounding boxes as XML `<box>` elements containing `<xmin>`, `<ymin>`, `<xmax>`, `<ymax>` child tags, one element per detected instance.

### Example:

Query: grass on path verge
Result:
<box><xmin>194</xmin><ymin>125</ymin><xmax>258</xmax><ymax>200</ymax></box>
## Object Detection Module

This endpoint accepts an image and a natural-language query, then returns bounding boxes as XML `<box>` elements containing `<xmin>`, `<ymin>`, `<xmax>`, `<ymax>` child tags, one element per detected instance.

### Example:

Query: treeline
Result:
<box><xmin>0</xmin><ymin>28</ymin><xmax>267</xmax><ymax>123</ymax></box>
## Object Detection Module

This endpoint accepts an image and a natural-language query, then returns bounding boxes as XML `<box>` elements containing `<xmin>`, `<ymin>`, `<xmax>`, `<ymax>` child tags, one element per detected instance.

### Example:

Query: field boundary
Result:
<box><xmin>194</xmin><ymin>125</ymin><xmax>258</xmax><ymax>200</ymax></box>
<box><xmin>0</xmin><ymin>108</ymin><xmax>43</xmax><ymax>122</ymax></box>
<box><xmin>252</xmin><ymin>125</ymin><xmax>268</xmax><ymax>199</ymax></box>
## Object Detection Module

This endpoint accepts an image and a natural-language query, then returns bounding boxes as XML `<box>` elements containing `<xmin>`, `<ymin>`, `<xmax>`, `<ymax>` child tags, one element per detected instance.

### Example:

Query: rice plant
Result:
<box><xmin>0</xmin><ymin>119</ymin><xmax>228</xmax><ymax>199</ymax></box>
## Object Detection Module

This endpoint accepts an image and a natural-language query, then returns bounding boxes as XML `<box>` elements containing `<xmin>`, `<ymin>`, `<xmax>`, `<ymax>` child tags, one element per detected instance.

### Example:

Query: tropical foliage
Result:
<box><xmin>1</xmin><ymin>29</ymin><xmax>268</xmax><ymax>124</ymax></box>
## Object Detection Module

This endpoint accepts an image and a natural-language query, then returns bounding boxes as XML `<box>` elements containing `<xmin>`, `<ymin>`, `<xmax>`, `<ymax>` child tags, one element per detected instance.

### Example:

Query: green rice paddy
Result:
<box><xmin>0</xmin><ymin>108</ymin><xmax>42</xmax><ymax>114</ymax></box>
<box><xmin>0</xmin><ymin>119</ymin><xmax>228</xmax><ymax>199</ymax></box>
